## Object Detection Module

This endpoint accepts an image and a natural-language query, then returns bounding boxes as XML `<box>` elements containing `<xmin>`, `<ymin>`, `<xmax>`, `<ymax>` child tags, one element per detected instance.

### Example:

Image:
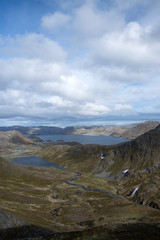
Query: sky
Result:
<box><xmin>0</xmin><ymin>0</ymin><xmax>160</xmax><ymax>127</ymax></box>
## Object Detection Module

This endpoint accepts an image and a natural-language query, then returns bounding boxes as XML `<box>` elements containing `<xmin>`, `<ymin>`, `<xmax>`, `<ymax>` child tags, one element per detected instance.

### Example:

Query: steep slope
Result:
<box><xmin>39</xmin><ymin>142</ymin><xmax>116</xmax><ymax>173</ymax></box>
<box><xmin>95</xmin><ymin>124</ymin><xmax>160</xmax><ymax>175</ymax></box>
<box><xmin>72</xmin><ymin>121</ymin><xmax>160</xmax><ymax>139</ymax></box>
<box><xmin>118</xmin><ymin>121</ymin><xmax>160</xmax><ymax>139</ymax></box>
<box><xmin>95</xmin><ymin>124</ymin><xmax>160</xmax><ymax>210</ymax></box>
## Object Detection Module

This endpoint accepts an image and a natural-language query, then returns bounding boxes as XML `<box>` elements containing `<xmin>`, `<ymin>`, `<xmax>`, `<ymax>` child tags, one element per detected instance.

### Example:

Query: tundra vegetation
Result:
<box><xmin>0</xmin><ymin>126</ymin><xmax>160</xmax><ymax>239</ymax></box>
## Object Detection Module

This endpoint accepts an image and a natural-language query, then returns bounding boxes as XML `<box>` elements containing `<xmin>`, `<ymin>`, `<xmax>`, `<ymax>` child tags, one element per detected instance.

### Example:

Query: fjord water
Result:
<box><xmin>38</xmin><ymin>134</ymin><xmax>129</xmax><ymax>145</ymax></box>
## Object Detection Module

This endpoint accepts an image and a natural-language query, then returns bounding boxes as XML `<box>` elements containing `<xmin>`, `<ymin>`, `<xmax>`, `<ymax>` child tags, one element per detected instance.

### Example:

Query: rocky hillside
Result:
<box><xmin>39</xmin><ymin>124</ymin><xmax>160</xmax><ymax>211</ymax></box>
<box><xmin>72</xmin><ymin>121</ymin><xmax>160</xmax><ymax>139</ymax></box>
<box><xmin>0</xmin><ymin>126</ymin><xmax>160</xmax><ymax>239</ymax></box>
<box><xmin>95</xmin><ymin>124</ymin><xmax>160</xmax><ymax>176</ymax></box>
<box><xmin>72</xmin><ymin>125</ymin><xmax>127</xmax><ymax>137</ymax></box>
<box><xmin>0</xmin><ymin>130</ymin><xmax>34</xmax><ymax>148</ymax></box>
<box><xmin>95</xmin><ymin>124</ymin><xmax>160</xmax><ymax>210</ymax></box>
<box><xmin>116</xmin><ymin>121</ymin><xmax>160</xmax><ymax>139</ymax></box>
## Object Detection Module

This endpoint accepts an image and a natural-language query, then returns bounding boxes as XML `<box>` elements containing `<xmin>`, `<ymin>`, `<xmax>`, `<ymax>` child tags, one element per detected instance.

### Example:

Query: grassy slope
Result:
<box><xmin>38</xmin><ymin>143</ymin><xmax>160</xmax><ymax>223</ymax></box>
<box><xmin>1</xmin><ymin>148</ymin><xmax>160</xmax><ymax>235</ymax></box>
<box><xmin>0</xmin><ymin>126</ymin><xmax>160</xmax><ymax>239</ymax></box>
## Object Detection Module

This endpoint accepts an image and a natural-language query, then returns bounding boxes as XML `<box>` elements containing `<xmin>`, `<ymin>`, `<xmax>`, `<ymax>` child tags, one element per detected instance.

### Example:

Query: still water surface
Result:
<box><xmin>12</xmin><ymin>156</ymin><xmax>64</xmax><ymax>169</ymax></box>
<box><xmin>38</xmin><ymin>134</ymin><xmax>129</xmax><ymax>145</ymax></box>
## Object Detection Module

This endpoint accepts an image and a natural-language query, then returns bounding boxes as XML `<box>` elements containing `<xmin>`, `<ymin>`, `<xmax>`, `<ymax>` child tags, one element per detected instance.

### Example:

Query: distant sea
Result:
<box><xmin>37</xmin><ymin>134</ymin><xmax>130</xmax><ymax>145</ymax></box>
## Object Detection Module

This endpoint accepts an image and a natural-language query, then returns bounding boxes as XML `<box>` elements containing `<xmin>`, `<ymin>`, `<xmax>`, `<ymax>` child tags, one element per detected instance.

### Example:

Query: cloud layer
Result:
<box><xmin>0</xmin><ymin>0</ymin><xmax>160</xmax><ymax>126</ymax></box>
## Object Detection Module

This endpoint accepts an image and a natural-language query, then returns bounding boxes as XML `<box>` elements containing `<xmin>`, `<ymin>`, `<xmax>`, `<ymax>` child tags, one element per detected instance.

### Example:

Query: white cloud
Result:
<box><xmin>41</xmin><ymin>1</ymin><xmax>125</xmax><ymax>46</ymax></box>
<box><xmin>41</xmin><ymin>12</ymin><xmax>71</xmax><ymax>31</ymax></box>
<box><xmin>72</xmin><ymin>2</ymin><xmax>119</xmax><ymax>39</ymax></box>
<box><xmin>79</xmin><ymin>102</ymin><xmax>111</xmax><ymax>116</ymax></box>
<box><xmin>90</xmin><ymin>21</ymin><xmax>160</xmax><ymax>68</ymax></box>
<box><xmin>114</xmin><ymin>104</ymin><xmax>133</xmax><ymax>111</ymax></box>
<box><xmin>0</xmin><ymin>33</ymin><xmax>67</xmax><ymax>62</ymax></box>
<box><xmin>0</xmin><ymin>58</ymin><xmax>68</xmax><ymax>91</ymax></box>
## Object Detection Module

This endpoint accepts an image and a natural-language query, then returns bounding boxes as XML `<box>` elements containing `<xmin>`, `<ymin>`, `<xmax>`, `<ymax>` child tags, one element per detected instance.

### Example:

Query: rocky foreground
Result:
<box><xmin>0</xmin><ymin>125</ymin><xmax>160</xmax><ymax>239</ymax></box>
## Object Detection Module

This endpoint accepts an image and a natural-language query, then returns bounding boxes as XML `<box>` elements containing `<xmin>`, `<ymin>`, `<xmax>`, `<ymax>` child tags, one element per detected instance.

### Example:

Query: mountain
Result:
<box><xmin>95</xmin><ymin>124</ymin><xmax>160</xmax><ymax>176</ymax></box>
<box><xmin>39</xmin><ymin>124</ymin><xmax>160</xmax><ymax>211</ymax></box>
<box><xmin>115</xmin><ymin>121</ymin><xmax>160</xmax><ymax>139</ymax></box>
<box><xmin>95</xmin><ymin>124</ymin><xmax>160</xmax><ymax>210</ymax></box>
<box><xmin>72</xmin><ymin>121</ymin><xmax>160</xmax><ymax>139</ymax></box>
<box><xmin>0</xmin><ymin>130</ymin><xmax>34</xmax><ymax>148</ymax></box>
<box><xmin>0</xmin><ymin>126</ymin><xmax>160</xmax><ymax>239</ymax></box>
<box><xmin>0</xmin><ymin>121</ymin><xmax>159</xmax><ymax>139</ymax></box>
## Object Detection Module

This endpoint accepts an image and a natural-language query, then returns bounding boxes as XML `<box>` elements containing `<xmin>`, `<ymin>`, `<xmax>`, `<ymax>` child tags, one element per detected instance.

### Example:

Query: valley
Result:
<box><xmin>0</xmin><ymin>124</ymin><xmax>160</xmax><ymax>239</ymax></box>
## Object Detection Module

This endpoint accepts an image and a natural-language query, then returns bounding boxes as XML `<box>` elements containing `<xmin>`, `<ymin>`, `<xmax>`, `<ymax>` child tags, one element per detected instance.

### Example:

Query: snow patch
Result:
<box><xmin>132</xmin><ymin>187</ymin><xmax>139</xmax><ymax>196</ymax></box>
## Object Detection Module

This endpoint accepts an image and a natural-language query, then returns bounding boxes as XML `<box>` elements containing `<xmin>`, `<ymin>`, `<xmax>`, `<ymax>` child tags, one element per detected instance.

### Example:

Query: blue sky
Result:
<box><xmin>0</xmin><ymin>0</ymin><xmax>160</xmax><ymax>126</ymax></box>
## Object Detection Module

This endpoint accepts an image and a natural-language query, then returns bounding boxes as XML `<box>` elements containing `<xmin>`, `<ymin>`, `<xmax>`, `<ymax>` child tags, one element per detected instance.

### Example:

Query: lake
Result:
<box><xmin>37</xmin><ymin>134</ymin><xmax>129</xmax><ymax>145</ymax></box>
<box><xmin>12</xmin><ymin>156</ymin><xmax>65</xmax><ymax>169</ymax></box>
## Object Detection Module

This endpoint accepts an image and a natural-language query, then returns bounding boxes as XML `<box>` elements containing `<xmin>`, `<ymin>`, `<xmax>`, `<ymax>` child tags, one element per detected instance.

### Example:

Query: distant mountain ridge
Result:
<box><xmin>0</xmin><ymin>126</ymin><xmax>74</xmax><ymax>136</ymax></box>
<box><xmin>0</xmin><ymin>121</ymin><xmax>159</xmax><ymax>139</ymax></box>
